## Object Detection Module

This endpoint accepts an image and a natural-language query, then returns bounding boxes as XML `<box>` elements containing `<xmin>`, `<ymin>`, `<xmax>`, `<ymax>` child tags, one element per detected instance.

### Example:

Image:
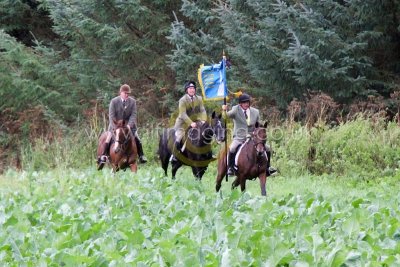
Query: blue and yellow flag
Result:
<box><xmin>198</xmin><ymin>58</ymin><xmax>228</xmax><ymax>101</ymax></box>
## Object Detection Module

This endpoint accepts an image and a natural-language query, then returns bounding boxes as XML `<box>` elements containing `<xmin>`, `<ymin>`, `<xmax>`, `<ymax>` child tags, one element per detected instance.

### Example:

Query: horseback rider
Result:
<box><xmin>170</xmin><ymin>81</ymin><xmax>207</xmax><ymax>162</ymax></box>
<box><xmin>222</xmin><ymin>93</ymin><xmax>276</xmax><ymax>176</ymax></box>
<box><xmin>98</xmin><ymin>84</ymin><xmax>147</xmax><ymax>164</ymax></box>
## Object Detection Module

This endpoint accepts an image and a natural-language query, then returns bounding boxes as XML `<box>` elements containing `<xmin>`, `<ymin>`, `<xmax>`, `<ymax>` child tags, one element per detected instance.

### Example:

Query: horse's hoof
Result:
<box><xmin>97</xmin><ymin>163</ymin><xmax>104</xmax><ymax>171</ymax></box>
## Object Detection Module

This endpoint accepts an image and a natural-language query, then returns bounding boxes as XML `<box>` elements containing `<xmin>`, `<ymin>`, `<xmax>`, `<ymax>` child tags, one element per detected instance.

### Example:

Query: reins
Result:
<box><xmin>114</xmin><ymin>127</ymin><xmax>132</xmax><ymax>157</ymax></box>
<box><xmin>245</xmin><ymin>132</ymin><xmax>267</xmax><ymax>177</ymax></box>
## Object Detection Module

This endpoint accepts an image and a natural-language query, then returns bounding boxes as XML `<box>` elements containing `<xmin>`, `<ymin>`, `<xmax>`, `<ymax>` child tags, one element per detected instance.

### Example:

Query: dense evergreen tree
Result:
<box><xmin>167</xmin><ymin>0</ymin><xmax>400</xmax><ymax>107</ymax></box>
<box><xmin>1</xmin><ymin>0</ymin><xmax>400</xmax><ymax>117</ymax></box>
<box><xmin>0</xmin><ymin>0</ymin><xmax>55</xmax><ymax>46</ymax></box>
<box><xmin>1</xmin><ymin>0</ymin><xmax>180</xmax><ymax>122</ymax></box>
<box><xmin>41</xmin><ymin>0</ymin><xmax>177</xmax><ymax>104</ymax></box>
<box><xmin>0</xmin><ymin>30</ymin><xmax>81</xmax><ymax>120</ymax></box>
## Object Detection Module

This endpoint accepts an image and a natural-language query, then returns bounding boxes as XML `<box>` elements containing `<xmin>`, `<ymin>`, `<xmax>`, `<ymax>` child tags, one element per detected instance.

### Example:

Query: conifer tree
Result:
<box><xmin>41</xmin><ymin>0</ymin><xmax>177</xmax><ymax>103</ymax></box>
<box><xmin>167</xmin><ymin>0</ymin><xmax>400</xmax><ymax>107</ymax></box>
<box><xmin>0</xmin><ymin>31</ymin><xmax>81</xmax><ymax>120</ymax></box>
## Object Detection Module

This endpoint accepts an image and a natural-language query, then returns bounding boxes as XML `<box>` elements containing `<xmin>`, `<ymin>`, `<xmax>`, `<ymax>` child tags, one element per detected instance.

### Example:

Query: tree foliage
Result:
<box><xmin>1</xmin><ymin>0</ymin><xmax>400</xmax><ymax>120</ymax></box>
<box><xmin>167</xmin><ymin>0</ymin><xmax>400</xmax><ymax>107</ymax></box>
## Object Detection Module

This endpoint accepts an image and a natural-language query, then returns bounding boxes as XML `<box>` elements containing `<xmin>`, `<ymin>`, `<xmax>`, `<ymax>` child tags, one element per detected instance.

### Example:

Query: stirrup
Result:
<box><xmin>169</xmin><ymin>154</ymin><xmax>177</xmax><ymax>162</ymax></box>
<box><xmin>268</xmin><ymin>167</ymin><xmax>277</xmax><ymax>176</ymax></box>
<box><xmin>139</xmin><ymin>155</ymin><xmax>148</xmax><ymax>163</ymax></box>
<box><xmin>98</xmin><ymin>155</ymin><xmax>108</xmax><ymax>163</ymax></box>
<box><xmin>227</xmin><ymin>167</ymin><xmax>235</xmax><ymax>176</ymax></box>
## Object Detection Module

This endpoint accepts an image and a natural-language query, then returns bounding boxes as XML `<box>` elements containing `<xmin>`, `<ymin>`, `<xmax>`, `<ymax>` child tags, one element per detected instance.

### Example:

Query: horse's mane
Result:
<box><xmin>187</xmin><ymin>120</ymin><xmax>212</xmax><ymax>146</ymax></box>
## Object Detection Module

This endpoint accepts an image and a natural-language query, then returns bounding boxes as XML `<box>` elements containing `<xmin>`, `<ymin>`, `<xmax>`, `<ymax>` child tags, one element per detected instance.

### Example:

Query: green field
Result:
<box><xmin>1</xmin><ymin>163</ymin><xmax>400</xmax><ymax>266</ymax></box>
<box><xmin>2</xmin><ymin>117</ymin><xmax>400</xmax><ymax>266</ymax></box>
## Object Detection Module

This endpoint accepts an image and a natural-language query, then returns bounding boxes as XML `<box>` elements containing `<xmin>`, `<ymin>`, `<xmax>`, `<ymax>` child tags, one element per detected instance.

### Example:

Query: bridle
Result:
<box><xmin>247</xmin><ymin>131</ymin><xmax>267</xmax><ymax>177</ymax></box>
<box><xmin>251</xmin><ymin>130</ymin><xmax>266</xmax><ymax>155</ymax></box>
<box><xmin>201</xmin><ymin>119</ymin><xmax>223</xmax><ymax>144</ymax></box>
<box><xmin>114</xmin><ymin>127</ymin><xmax>131</xmax><ymax>153</ymax></box>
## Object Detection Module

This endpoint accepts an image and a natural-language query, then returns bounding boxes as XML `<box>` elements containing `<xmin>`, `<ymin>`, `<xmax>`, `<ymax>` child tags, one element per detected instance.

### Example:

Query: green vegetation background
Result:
<box><xmin>1</xmin><ymin>0</ymin><xmax>400</xmax><ymax>168</ymax></box>
<box><xmin>1</xmin><ymin>1</ymin><xmax>400</xmax><ymax>264</ymax></box>
<box><xmin>1</xmin><ymin>115</ymin><xmax>400</xmax><ymax>265</ymax></box>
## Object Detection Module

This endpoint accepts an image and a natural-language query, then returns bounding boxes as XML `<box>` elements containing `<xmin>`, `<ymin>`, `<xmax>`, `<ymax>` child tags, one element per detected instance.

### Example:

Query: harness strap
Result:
<box><xmin>235</xmin><ymin>137</ymin><xmax>267</xmax><ymax>176</ymax></box>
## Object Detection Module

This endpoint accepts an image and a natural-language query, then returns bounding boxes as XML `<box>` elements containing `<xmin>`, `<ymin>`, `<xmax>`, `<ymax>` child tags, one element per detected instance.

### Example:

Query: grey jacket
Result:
<box><xmin>227</xmin><ymin>105</ymin><xmax>260</xmax><ymax>140</ymax></box>
<box><xmin>108</xmin><ymin>96</ymin><xmax>137</xmax><ymax>133</ymax></box>
<box><xmin>174</xmin><ymin>94</ymin><xmax>207</xmax><ymax>130</ymax></box>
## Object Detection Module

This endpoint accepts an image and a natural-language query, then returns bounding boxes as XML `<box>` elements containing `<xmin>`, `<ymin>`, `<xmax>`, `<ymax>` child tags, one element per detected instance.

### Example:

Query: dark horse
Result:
<box><xmin>216</xmin><ymin>121</ymin><xmax>270</xmax><ymax>196</ymax></box>
<box><xmin>158</xmin><ymin>111</ymin><xmax>225</xmax><ymax>179</ymax></box>
<box><xmin>96</xmin><ymin>119</ymin><xmax>138</xmax><ymax>173</ymax></box>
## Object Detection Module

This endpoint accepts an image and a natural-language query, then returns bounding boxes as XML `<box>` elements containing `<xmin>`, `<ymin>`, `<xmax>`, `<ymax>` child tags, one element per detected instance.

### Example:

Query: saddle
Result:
<box><xmin>229</xmin><ymin>139</ymin><xmax>270</xmax><ymax>177</ymax></box>
<box><xmin>226</xmin><ymin>141</ymin><xmax>246</xmax><ymax>173</ymax></box>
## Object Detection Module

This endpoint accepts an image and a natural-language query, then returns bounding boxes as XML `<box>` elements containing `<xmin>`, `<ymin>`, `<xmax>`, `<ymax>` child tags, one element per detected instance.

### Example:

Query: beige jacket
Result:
<box><xmin>227</xmin><ymin>105</ymin><xmax>260</xmax><ymax>140</ymax></box>
<box><xmin>174</xmin><ymin>94</ymin><xmax>207</xmax><ymax>130</ymax></box>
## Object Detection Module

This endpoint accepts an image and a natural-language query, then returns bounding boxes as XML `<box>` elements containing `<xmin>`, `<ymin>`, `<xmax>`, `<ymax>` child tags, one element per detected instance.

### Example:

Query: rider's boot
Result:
<box><xmin>227</xmin><ymin>151</ymin><xmax>236</xmax><ymax>176</ymax></box>
<box><xmin>266</xmin><ymin>150</ymin><xmax>277</xmax><ymax>176</ymax></box>
<box><xmin>98</xmin><ymin>132</ymin><xmax>112</xmax><ymax>164</ymax></box>
<box><xmin>135</xmin><ymin>136</ymin><xmax>147</xmax><ymax>163</ymax></box>
<box><xmin>98</xmin><ymin>141</ymin><xmax>110</xmax><ymax>164</ymax></box>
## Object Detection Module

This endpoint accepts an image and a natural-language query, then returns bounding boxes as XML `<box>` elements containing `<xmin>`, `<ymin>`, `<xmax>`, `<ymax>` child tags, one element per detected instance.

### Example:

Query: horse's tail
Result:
<box><xmin>156</xmin><ymin>134</ymin><xmax>161</xmax><ymax>156</ymax></box>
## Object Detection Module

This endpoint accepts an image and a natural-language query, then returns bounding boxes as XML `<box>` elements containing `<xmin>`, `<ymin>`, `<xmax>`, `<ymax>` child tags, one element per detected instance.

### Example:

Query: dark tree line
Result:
<box><xmin>1</xmin><ymin>0</ymin><xmax>399</xmax><ymax>125</ymax></box>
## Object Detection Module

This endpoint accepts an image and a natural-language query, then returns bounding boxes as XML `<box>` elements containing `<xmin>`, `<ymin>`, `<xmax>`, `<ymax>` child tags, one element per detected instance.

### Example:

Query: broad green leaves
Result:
<box><xmin>2</xmin><ymin>168</ymin><xmax>400</xmax><ymax>265</ymax></box>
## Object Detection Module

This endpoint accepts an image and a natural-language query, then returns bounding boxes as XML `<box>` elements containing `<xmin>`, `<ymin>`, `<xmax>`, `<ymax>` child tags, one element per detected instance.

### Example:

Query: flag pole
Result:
<box><xmin>224</xmin><ymin>96</ymin><xmax>228</xmax><ymax>182</ymax></box>
<box><xmin>223</xmin><ymin>50</ymin><xmax>229</xmax><ymax>182</ymax></box>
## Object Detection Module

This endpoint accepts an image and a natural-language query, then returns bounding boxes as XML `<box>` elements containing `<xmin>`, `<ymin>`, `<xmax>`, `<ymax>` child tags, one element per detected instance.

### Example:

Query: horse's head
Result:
<box><xmin>211</xmin><ymin>111</ymin><xmax>225</xmax><ymax>144</ymax></box>
<box><xmin>199</xmin><ymin>111</ymin><xmax>225</xmax><ymax>145</ymax></box>
<box><xmin>112</xmin><ymin>119</ymin><xmax>131</xmax><ymax>154</ymax></box>
<box><xmin>252</xmin><ymin>121</ymin><xmax>268</xmax><ymax>157</ymax></box>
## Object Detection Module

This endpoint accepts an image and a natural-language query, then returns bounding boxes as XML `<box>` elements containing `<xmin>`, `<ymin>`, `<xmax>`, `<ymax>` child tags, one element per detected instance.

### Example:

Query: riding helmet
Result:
<box><xmin>185</xmin><ymin>81</ymin><xmax>196</xmax><ymax>91</ymax></box>
<box><xmin>238</xmin><ymin>93</ymin><xmax>250</xmax><ymax>103</ymax></box>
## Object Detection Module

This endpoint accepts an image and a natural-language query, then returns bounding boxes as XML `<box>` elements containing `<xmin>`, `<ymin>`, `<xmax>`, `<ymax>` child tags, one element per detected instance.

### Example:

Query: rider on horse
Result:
<box><xmin>98</xmin><ymin>84</ymin><xmax>147</xmax><ymax>164</ymax></box>
<box><xmin>222</xmin><ymin>93</ymin><xmax>276</xmax><ymax>176</ymax></box>
<box><xmin>170</xmin><ymin>81</ymin><xmax>208</xmax><ymax>162</ymax></box>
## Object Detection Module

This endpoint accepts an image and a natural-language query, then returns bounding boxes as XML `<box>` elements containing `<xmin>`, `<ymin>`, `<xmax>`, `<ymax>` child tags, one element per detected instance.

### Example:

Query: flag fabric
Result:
<box><xmin>198</xmin><ymin>58</ymin><xmax>228</xmax><ymax>101</ymax></box>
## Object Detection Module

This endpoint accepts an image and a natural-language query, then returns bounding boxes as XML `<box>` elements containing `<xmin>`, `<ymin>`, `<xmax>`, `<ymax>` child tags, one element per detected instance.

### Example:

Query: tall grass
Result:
<box><xmin>19</xmin><ymin>116</ymin><xmax>162</xmax><ymax>170</ymax></box>
<box><xmin>16</xmin><ymin>113</ymin><xmax>400</xmax><ymax>179</ymax></box>
<box><xmin>270</xmin><ymin>115</ymin><xmax>400</xmax><ymax>178</ymax></box>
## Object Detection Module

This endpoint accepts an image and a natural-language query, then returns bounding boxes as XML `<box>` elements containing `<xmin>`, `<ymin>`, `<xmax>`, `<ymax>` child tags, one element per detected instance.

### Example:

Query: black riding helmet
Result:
<box><xmin>185</xmin><ymin>81</ymin><xmax>196</xmax><ymax>92</ymax></box>
<box><xmin>238</xmin><ymin>93</ymin><xmax>250</xmax><ymax>103</ymax></box>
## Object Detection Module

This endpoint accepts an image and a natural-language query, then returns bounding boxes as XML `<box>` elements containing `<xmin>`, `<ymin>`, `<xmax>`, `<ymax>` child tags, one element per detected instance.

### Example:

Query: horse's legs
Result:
<box><xmin>259</xmin><ymin>173</ymin><xmax>267</xmax><ymax>196</ymax></box>
<box><xmin>97</xmin><ymin>162</ymin><xmax>105</xmax><ymax>171</ymax></box>
<box><xmin>216</xmin><ymin>163</ymin><xmax>227</xmax><ymax>192</ymax></box>
<box><xmin>97</xmin><ymin>132</ymin><xmax>107</xmax><ymax>171</ymax></box>
<box><xmin>240</xmin><ymin>177</ymin><xmax>246</xmax><ymax>192</ymax></box>
<box><xmin>171</xmin><ymin>161</ymin><xmax>182</xmax><ymax>179</ymax></box>
<box><xmin>216</xmin><ymin>172</ymin><xmax>223</xmax><ymax>192</ymax></box>
<box><xmin>130</xmin><ymin>162</ymin><xmax>138</xmax><ymax>173</ymax></box>
<box><xmin>159</xmin><ymin>131</ymin><xmax>171</xmax><ymax>176</ymax></box>
<box><xmin>231</xmin><ymin>177</ymin><xmax>240</xmax><ymax>190</ymax></box>
<box><xmin>216</xmin><ymin>151</ymin><xmax>228</xmax><ymax>192</ymax></box>
<box><xmin>192</xmin><ymin>167</ymin><xmax>199</xmax><ymax>179</ymax></box>
<box><xmin>193</xmin><ymin>167</ymin><xmax>206</xmax><ymax>181</ymax></box>
<box><xmin>161</xmin><ymin>156</ymin><xmax>169</xmax><ymax>176</ymax></box>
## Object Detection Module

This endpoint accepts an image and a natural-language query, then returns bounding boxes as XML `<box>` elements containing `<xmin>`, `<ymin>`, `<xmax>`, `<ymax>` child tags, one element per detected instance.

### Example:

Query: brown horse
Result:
<box><xmin>96</xmin><ymin>119</ymin><xmax>138</xmax><ymax>173</ymax></box>
<box><xmin>216</xmin><ymin>121</ymin><xmax>269</xmax><ymax>196</ymax></box>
